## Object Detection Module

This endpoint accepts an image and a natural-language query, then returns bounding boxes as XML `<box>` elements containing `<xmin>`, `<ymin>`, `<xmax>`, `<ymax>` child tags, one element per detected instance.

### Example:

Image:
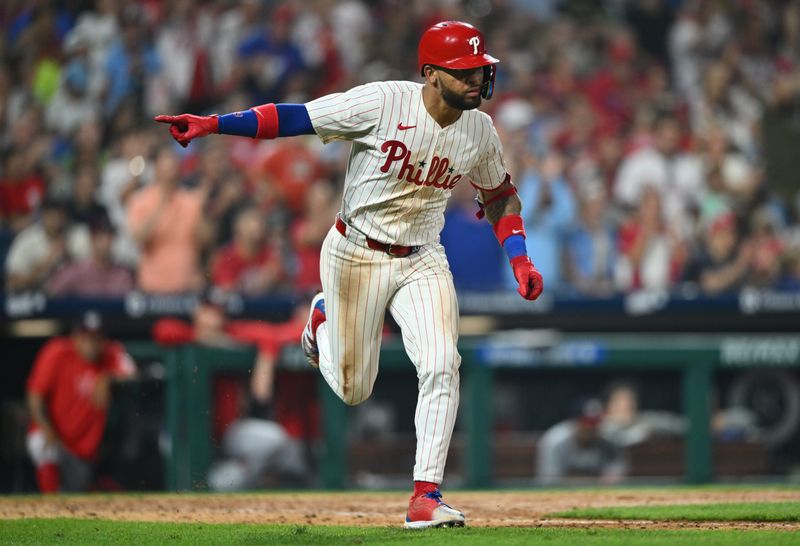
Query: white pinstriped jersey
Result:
<box><xmin>306</xmin><ymin>80</ymin><xmax>508</xmax><ymax>246</ymax></box>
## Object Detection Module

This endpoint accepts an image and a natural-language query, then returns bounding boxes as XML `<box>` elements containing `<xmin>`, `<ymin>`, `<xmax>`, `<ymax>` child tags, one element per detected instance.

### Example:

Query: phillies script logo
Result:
<box><xmin>379</xmin><ymin>140</ymin><xmax>462</xmax><ymax>189</ymax></box>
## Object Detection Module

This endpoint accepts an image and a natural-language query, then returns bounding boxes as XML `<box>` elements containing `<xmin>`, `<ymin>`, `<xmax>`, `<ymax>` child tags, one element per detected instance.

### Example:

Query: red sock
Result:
<box><xmin>413</xmin><ymin>481</ymin><xmax>439</xmax><ymax>498</ymax></box>
<box><xmin>37</xmin><ymin>463</ymin><xmax>59</xmax><ymax>493</ymax></box>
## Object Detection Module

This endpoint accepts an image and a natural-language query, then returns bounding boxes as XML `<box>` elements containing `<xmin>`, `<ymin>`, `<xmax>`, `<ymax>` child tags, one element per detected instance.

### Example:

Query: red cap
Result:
<box><xmin>418</xmin><ymin>21</ymin><xmax>499</xmax><ymax>75</ymax></box>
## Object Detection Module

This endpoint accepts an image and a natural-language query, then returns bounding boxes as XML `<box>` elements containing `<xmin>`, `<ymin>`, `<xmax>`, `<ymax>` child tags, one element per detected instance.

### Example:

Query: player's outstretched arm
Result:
<box><xmin>154</xmin><ymin>104</ymin><xmax>315</xmax><ymax>148</ymax></box>
<box><xmin>479</xmin><ymin>180</ymin><xmax>544</xmax><ymax>301</ymax></box>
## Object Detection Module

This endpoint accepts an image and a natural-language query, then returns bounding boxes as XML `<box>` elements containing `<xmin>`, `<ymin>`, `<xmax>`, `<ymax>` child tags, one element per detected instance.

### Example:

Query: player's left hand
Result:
<box><xmin>153</xmin><ymin>113</ymin><xmax>218</xmax><ymax>148</ymax></box>
<box><xmin>510</xmin><ymin>255</ymin><xmax>543</xmax><ymax>300</ymax></box>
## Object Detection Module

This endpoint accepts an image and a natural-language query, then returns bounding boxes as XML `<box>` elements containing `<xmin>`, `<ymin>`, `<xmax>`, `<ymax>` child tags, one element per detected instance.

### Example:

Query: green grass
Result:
<box><xmin>0</xmin><ymin>519</ymin><xmax>798</xmax><ymax>546</ymax></box>
<box><xmin>555</xmin><ymin>501</ymin><xmax>800</xmax><ymax>522</ymax></box>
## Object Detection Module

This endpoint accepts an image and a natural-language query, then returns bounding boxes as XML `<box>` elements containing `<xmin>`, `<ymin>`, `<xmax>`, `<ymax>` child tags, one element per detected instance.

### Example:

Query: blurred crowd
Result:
<box><xmin>2</xmin><ymin>0</ymin><xmax>800</xmax><ymax>298</ymax></box>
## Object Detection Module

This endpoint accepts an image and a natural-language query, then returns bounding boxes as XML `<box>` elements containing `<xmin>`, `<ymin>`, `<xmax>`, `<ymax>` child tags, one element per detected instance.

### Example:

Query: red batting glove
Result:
<box><xmin>510</xmin><ymin>255</ymin><xmax>544</xmax><ymax>300</ymax></box>
<box><xmin>153</xmin><ymin>114</ymin><xmax>218</xmax><ymax>148</ymax></box>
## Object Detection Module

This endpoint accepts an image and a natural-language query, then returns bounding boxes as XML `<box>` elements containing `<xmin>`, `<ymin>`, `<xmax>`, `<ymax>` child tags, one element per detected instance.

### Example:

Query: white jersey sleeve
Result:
<box><xmin>306</xmin><ymin>82</ymin><xmax>384</xmax><ymax>144</ymax></box>
<box><xmin>468</xmin><ymin>119</ymin><xmax>509</xmax><ymax>191</ymax></box>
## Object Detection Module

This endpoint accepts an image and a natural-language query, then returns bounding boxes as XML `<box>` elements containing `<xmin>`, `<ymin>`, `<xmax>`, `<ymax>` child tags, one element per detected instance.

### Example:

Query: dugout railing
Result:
<box><xmin>124</xmin><ymin>333</ymin><xmax>800</xmax><ymax>491</ymax></box>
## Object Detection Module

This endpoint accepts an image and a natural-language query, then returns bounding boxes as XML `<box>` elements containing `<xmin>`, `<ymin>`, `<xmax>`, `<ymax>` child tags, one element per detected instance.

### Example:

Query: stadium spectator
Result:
<box><xmin>565</xmin><ymin>183</ymin><xmax>617</xmax><ymax>296</ymax></box>
<box><xmin>744</xmin><ymin>208</ymin><xmax>785</xmax><ymax>289</ymax></box>
<box><xmin>0</xmin><ymin>148</ymin><xmax>46</xmax><ymax>234</ymax></box>
<box><xmin>207</xmin><ymin>171</ymin><xmax>250</xmax><ymax>250</ymax></box>
<box><xmin>155</xmin><ymin>0</ymin><xmax>216</xmax><ymax>113</ymax></box>
<box><xmin>5</xmin><ymin>197</ymin><xmax>90</xmax><ymax>293</ymax></box>
<box><xmin>613</xmin><ymin>113</ymin><xmax>704</xmax><ymax>240</ymax></box>
<box><xmin>64</xmin><ymin>0</ymin><xmax>120</xmax><ymax>97</ymax></box>
<box><xmin>47</xmin><ymin>213</ymin><xmax>133</xmax><ymax>298</ymax></box>
<box><xmin>127</xmin><ymin>146</ymin><xmax>205</xmax><ymax>294</ymax></box>
<box><xmin>99</xmin><ymin>128</ymin><xmax>154</xmax><ymax>267</ymax></box>
<box><xmin>507</xmin><ymin>151</ymin><xmax>576</xmax><ymax>291</ymax></box>
<box><xmin>45</xmin><ymin>38</ymin><xmax>99</xmax><ymax>137</ymax></box>
<box><xmin>234</xmin><ymin>4</ymin><xmax>306</xmax><ymax>105</ymax></box>
<box><xmin>536</xmin><ymin>397</ymin><xmax>628</xmax><ymax>486</ymax></box>
<box><xmin>207</xmin><ymin>0</ymin><xmax>264</xmax><ymax>95</ymax></box>
<box><xmin>26</xmin><ymin>311</ymin><xmax>136</xmax><ymax>493</ymax></box>
<box><xmin>290</xmin><ymin>181</ymin><xmax>339</xmax><ymax>294</ymax></box>
<box><xmin>67</xmin><ymin>165</ymin><xmax>107</xmax><ymax>227</ymax></box>
<box><xmin>68</xmin><ymin>119</ymin><xmax>105</xmax><ymax>180</ymax></box>
<box><xmin>615</xmin><ymin>187</ymin><xmax>684</xmax><ymax>292</ymax></box>
<box><xmin>102</xmin><ymin>5</ymin><xmax>162</xmax><ymax>119</ymax></box>
<box><xmin>581</xmin><ymin>31</ymin><xmax>641</xmax><ymax>136</ymax></box>
<box><xmin>252</xmin><ymin>138</ymin><xmax>327</xmax><ymax>214</ymax></box>
<box><xmin>690</xmin><ymin>60</ymin><xmax>762</xmax><ymax>160</ymax></box>
<box><xmin>682</xmin><ymin>212</ymin><xmax>751</xmax><ymax>296</ymax></box>
<box><xmin>211</xmin><ymin>206</ymin><xmax>284</xmax><ymax>295</ymax></box>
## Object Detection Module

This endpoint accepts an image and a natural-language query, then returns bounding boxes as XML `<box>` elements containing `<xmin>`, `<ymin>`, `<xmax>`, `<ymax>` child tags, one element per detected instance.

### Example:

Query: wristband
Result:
<box><xmin>252</xmin><ymin>103</ymin><xmax>279</xmax><ymax>139</ymax></box>
<box><xmin>502</xmin><ymin>234</ymin><xmax>527</xmax><ymax>260</ymax></box>
<box><xmin>493</xmin><ymin>214</ymin><xmax>526</xmax><ymax>245</ymax></box>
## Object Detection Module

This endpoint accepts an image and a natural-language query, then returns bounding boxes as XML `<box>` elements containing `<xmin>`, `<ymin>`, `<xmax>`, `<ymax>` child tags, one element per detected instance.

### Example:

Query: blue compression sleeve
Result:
<box><xmin>217</xmin><ymin>110</ymin><xmax>258</xmax><ymax>137</ymax></box>
<box><xmin>216</xmin><ymin>104</ymin><xmax>314</xmax><ymax>138</ymax></box>
<box><xmin>502</xmin><ymin>234</ymin><xmax>527</xmax><ymax>260</ymax></box>
<box><xmin>276</xmin><ymin>104</ymin><xmax>314</xmax><ymax>136</ymax></box>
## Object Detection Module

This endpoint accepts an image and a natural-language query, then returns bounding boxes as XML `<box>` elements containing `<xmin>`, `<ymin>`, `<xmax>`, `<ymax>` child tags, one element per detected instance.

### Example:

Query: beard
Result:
<box><xmin>440</xmin><ymin>83</ymin><xmax>481</xmax><ymax>111</ymax></box>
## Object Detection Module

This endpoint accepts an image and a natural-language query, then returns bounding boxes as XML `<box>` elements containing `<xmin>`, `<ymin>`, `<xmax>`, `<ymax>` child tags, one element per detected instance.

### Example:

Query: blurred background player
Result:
<box><xmin>536</xmin><ymin>397</ymin><xmax>628</xmax><ymax>486</ymax></box>
<box><xmin>152</xmin><ymin>295</ymin><xmax>317</xmax><ymax>490</ymax></box>
<box><xmin>25</xmin><ymin>311</ymin><xmax>136</xmax><ymax>493</ymax></box>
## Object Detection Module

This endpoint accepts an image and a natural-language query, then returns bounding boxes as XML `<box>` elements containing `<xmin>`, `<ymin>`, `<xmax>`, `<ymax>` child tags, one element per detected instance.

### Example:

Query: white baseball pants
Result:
<box><xmin>316</xmin><ymin>221</ymin><xmax>461</xmax><ymax>484</ymax></box>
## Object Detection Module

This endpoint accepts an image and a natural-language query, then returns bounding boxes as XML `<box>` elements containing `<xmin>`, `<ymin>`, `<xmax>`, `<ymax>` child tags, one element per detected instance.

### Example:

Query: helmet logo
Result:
<box><xmin>468</xmin><ymin>36</ymin><xmax>480</xmax><ymax>55</ymax></box>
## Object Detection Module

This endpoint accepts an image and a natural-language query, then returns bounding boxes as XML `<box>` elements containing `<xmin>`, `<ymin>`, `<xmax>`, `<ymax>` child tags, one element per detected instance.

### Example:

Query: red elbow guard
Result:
<box><xmin>493</xmin><ymin>214</ymin><xmax>526</xmax><ymax>244</ymax></box>
<box><xmin>251</xmin><ymin>103</ymin><xmax>279</xmax><ymax>139</ymax></box>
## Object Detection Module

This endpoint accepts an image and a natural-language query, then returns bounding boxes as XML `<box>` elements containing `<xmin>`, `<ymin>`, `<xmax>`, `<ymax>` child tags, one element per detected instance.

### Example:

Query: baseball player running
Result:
<box><xmin>156</xmin><ymin>20</ymin><xmax>543</xmax><ymax>528</ymax></box>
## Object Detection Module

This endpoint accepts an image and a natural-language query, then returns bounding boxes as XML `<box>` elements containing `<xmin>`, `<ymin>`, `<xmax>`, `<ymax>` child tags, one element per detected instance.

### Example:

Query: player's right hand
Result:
<box><xmin>154</xmin><ymin>113</ymin><xmax>219</xmax><ymax>148</ymax></box>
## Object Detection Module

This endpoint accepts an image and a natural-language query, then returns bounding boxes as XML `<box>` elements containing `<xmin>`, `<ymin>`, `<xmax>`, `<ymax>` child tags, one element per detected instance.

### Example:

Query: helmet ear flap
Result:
<box><xmin>481</xmin><ymin>65</ymin><xmax>496</xmax><ymax>100</ymax></box>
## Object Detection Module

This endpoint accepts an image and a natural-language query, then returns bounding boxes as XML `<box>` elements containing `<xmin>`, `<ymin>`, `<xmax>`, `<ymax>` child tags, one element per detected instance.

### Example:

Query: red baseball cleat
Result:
<box><xmin>301</xmin><ymin>293</ymin><xmax>326</xmax><ymax>368</ymax></box>
<box><xmin>404</xmin><ymin>490</ymin><xmax>465</xmax><ymax>529</ymax></box>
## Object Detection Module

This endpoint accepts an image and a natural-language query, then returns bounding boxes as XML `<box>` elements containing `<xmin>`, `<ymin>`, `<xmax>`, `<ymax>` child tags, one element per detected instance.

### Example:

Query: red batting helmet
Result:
<box><xmin>418</xmin><ymin>21</ymin><xmax>499</xmax><ymax>99</ymax></box>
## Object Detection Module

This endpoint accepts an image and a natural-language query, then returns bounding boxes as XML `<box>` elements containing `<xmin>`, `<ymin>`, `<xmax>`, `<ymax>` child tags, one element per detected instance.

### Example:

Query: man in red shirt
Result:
<box><xmin>0</xmin><ymin>149</ymin><xmax>46</xmax><ymax>232</ymax></box>
<box><xmin>26</xmin><ymin>311</ymin><xmax>136</xmax><ymax>493</ymax></box>
<box><xmin>211</xmin><ymin>206</ymin><xmax>284</xmax><ymax>295</ymax></box>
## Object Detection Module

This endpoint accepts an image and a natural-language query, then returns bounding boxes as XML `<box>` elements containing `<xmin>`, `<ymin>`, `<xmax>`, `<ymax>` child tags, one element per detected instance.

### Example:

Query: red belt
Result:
<box><xmin>335</xmin><ymin>216</ymin><xmax>419</xmax><ymax>257</ymax></box>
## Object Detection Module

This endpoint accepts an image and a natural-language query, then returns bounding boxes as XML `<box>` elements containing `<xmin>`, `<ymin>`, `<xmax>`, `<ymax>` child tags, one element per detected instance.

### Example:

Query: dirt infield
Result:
<box><xmin>1</xmin><ymin>489</ymin><xmax>799</xmax><ymax>530</ymax></box>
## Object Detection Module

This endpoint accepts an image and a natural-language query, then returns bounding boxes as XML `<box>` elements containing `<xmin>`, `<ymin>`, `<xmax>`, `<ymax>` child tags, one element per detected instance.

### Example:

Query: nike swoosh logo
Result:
<box><xmin>397</xmin><ymin>123</ymin><xmax>416</xmax><ymax>130</ymax></box>
<box><xmin>511</xmin><ymin>229</ymin><xmax>523</xmax><ymax>234</ymax></box>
